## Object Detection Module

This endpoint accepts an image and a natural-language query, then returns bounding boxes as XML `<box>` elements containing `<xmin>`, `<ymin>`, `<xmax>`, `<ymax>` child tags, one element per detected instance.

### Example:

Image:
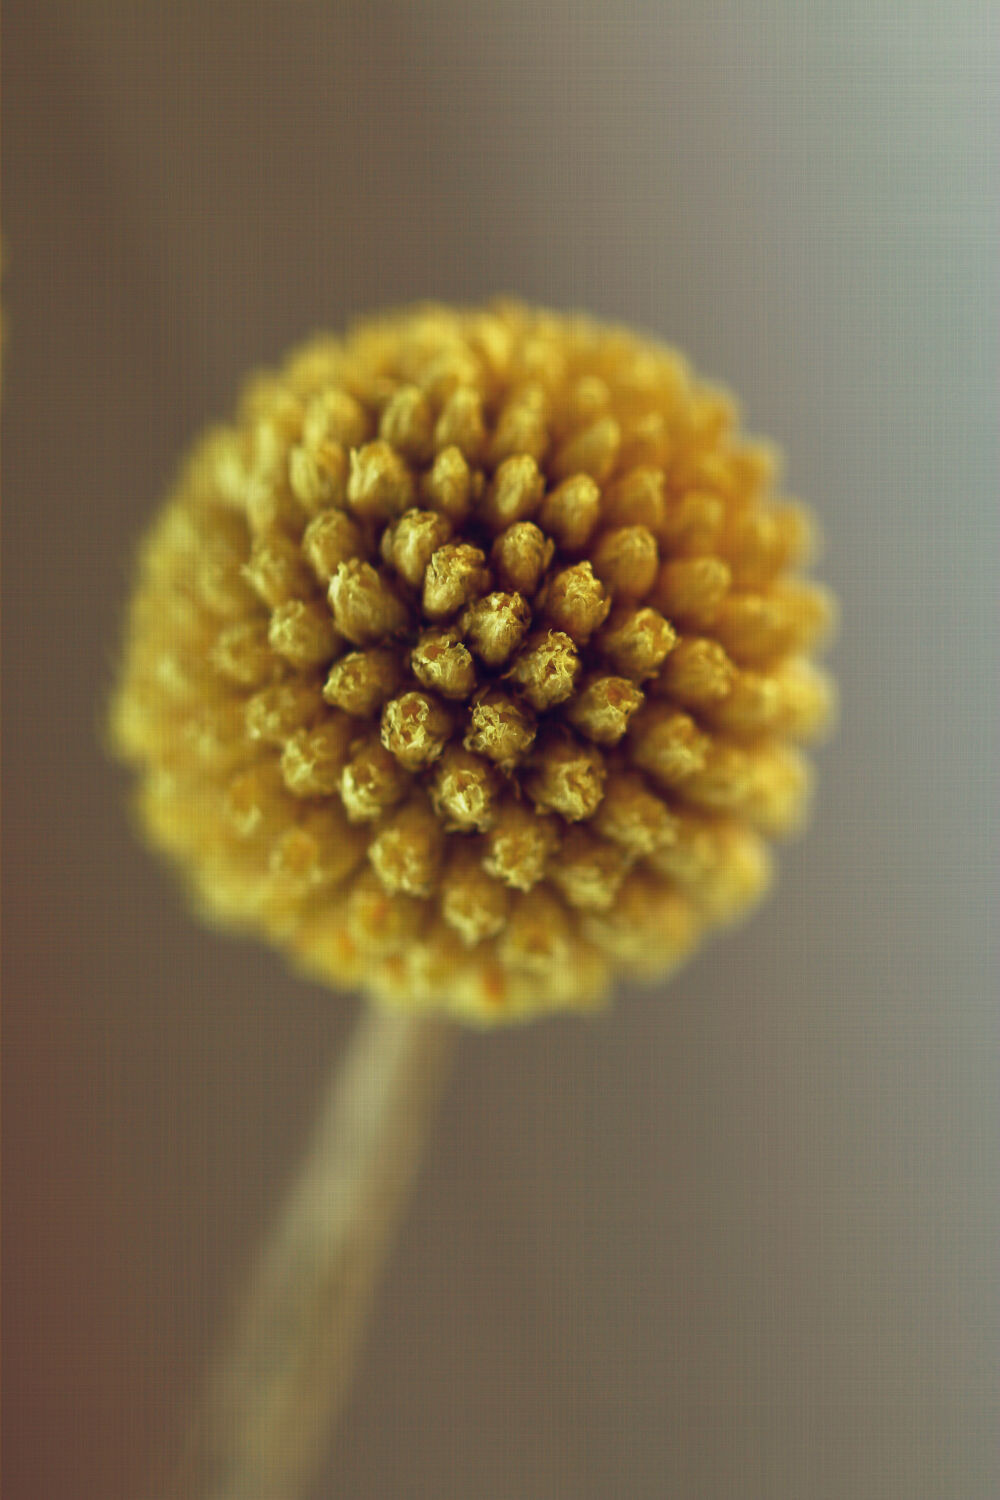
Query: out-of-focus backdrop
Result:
<box><xmin>3</xmin><ymin>4</ymin><xmax>997</xmax><ymax>1497</ymax></box>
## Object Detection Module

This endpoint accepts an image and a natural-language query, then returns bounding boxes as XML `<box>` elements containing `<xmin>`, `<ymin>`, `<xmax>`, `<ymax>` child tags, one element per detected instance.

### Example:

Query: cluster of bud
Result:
<box><xmin>111</xmin><ymin>301</ymin><xmax>834</xmax><ymax>1022</ymax></box>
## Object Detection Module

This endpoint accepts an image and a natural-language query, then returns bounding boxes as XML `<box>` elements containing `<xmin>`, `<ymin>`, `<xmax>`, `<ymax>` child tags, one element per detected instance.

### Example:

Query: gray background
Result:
<box><xmin>4</xmin><ymin>3</ymin><xmax>997</xmax><ymax>1497</ymax></box>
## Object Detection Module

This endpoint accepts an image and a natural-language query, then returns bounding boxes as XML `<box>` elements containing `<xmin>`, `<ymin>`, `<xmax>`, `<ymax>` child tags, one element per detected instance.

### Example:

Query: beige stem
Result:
<box><xmin>163</xmin><ymin>1006</ymin><xmax>457</xmax><ymax>1500</ymax></box>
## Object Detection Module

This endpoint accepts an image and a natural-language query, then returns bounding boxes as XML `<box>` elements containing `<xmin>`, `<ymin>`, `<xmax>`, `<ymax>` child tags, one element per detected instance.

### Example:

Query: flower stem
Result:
<box><xmin>163</xmin><ymin>1006</ymin><xmax>457</xmax><ymax>1500</ymax></box>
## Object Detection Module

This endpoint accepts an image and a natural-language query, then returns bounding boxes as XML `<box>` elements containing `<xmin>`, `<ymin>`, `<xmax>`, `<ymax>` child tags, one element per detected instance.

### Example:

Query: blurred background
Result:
<box><xmin>3</xmin><ymin>3</ymin><xmax>997</xmax><ymax>1497</ymax></box>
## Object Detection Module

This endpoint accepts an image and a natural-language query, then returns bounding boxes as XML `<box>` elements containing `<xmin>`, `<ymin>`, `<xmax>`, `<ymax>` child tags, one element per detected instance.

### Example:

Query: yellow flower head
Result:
<box><xmin>109</xmin><ymin>301</ymin><xmax>835</xmax><ymax>1024</ymax></box>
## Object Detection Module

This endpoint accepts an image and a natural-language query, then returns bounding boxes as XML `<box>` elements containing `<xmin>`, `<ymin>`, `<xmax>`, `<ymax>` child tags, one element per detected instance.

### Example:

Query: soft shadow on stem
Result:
<box><xmin>161</xmin><ymin>1006</ymin><xmax>458</xmax><ymax>1500</ymax></box>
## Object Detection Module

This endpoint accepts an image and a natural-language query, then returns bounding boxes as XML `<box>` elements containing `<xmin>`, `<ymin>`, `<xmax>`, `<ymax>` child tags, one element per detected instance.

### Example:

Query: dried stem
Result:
<box><xmin>162</xmin><ymin>1006</ymin><xmax>457</xmax><ymax>1500</ymax></box>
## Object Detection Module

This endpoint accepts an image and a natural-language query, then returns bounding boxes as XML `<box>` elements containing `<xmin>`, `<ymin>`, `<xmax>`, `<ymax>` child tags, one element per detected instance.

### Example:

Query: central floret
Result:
<box><xmin>295</xmin><ymin>434</ymin><xmax>687</xmax><ymax>897</ymax></box>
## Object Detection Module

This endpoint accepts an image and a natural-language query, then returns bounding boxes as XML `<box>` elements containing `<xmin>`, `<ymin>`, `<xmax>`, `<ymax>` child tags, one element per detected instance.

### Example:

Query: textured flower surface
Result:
<box><xmin>110</xmin><ymin>301</ymin><xmax>835</xmax><ymax>1024</ymax></box>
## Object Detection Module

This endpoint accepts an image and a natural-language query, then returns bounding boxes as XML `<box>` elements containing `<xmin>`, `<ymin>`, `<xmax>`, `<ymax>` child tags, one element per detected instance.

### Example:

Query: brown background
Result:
<box><xmin>3</xmin><ymin>4</ymin><xmax>998</xmax><ymax>1497</ymax></box>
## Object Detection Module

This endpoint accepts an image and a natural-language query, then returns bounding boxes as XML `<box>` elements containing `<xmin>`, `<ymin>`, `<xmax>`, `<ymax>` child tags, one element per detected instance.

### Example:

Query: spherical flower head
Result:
<box><xmin>109</xmin><ymin>300</ymin><xmax>836</xmax><ymax>1025</ymax></box>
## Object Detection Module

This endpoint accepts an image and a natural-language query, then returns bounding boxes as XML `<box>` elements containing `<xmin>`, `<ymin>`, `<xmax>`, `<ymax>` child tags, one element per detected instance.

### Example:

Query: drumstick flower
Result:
<box><xmin>110</xmin><ymin>300</ymin><xmax>835</xmax><ymax>1023</ymax></box>
<box><xmin>108</xmin><ymin>302</ymin><xmax>835</xmax><ymax>1500</ymax></box>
